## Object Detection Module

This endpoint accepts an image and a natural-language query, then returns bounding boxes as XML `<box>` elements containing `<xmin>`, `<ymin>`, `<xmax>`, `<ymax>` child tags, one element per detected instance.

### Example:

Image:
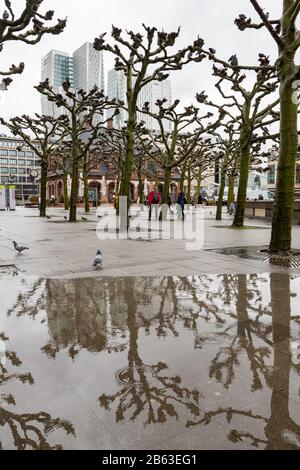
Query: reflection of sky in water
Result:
<box><xmin>1</xmin><ymin>273</ymin><xmax>300</xmax><ymax>450</ymax></box>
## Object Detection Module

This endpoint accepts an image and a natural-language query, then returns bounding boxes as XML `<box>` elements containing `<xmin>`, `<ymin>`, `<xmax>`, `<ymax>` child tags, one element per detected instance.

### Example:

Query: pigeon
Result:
<box><xmin>93</xmin><ymin>250</ymin><xmax>103</xmax><ymax>269</ymax></box>
<box><xmin>13</xmin><ymin>241</ymin><xmax>29</xmax><ymax>254</ymax></box>
<box><xmin>81</xmin><ymin>217</ymin><xmax>87</xmax><ymax>221</ymax></box>
<box><xmin>64</xmin><ymin>216</ymin><xmax>67</xmax><ymax>221</ymax></box>
<box><xmin>2</xmin><ymin>10</ymin><xmax>9</xmax><ymax>20</ymax></box>
<box><xmin>97</xmin><ymin>215</ymin><xmax>104</xmax><ymax>219</ymax></box>
<box><xmin>46</xmin><ymin>215</ymin><xmax>51</xmax><ymax>219</ymax></box>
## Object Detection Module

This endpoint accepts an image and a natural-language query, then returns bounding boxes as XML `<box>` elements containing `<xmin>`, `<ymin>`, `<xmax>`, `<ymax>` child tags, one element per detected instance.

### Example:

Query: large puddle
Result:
<box><xmin>1</xmin><ymin>273</ymin><xmax>300</xmax><ymax>450</ymax></box>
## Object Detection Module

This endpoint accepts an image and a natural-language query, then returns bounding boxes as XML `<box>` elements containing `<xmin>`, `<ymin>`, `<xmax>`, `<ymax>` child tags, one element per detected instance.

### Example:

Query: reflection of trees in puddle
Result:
<box><xmin>187</xmin><ymin>274</ymin><xmax>300</xmax><ymax>449</ymax></box>
<box><xmin>7</xmin><ymin>278</ymin><xmax>47</xmax><ymax>319</ymax></box>
<box><xmin>99</xmin><ymin>280</ymin><xmax>201</xmax><ymax>426</ymax></box>
<box><xmin>0</xmin><ymin>332</ymin><xmax>75</xmax><ymax>450</ymax></box>
<box><xmin>4</xmin><ymin>273</ymin><xmax>300</xmax><ymax>448</ymax></box>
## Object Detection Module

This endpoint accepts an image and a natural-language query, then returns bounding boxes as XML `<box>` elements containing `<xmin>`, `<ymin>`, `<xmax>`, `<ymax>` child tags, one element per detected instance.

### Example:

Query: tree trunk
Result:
<box><xmin>216</xmin><ymin>165</ymin><xmax>226</xmax><ymax>221</ymax></box>
<box><xmin>162</xmin><ymin>167</ymin><xmax>171</xmax><ymax>204</ymax></box>
<box><xmin>227</xmin><ymin>173</ymin><xmax>234</xmax><ymax>211</ymax></box>
<box><xmin>83</xmin><ymin>157</ymin><xmax>89</xmax><ymax>213</ymax></box>
<box><xmin>233</xmin><ymin>122</ymin><xmax>251</xmax><ymax>227</ymax></box>
<box><xmin>63</xmin><ymin>172</ymin><xmax>69</xmax><ymax>210</ymax></box>
<box><xmin>180</xmin><ymin>167</ymin><xmax>185</xmax><ymax>192</ymax></box>
<box><xmin>83</xmin><ymin>177</ymin><xmax>89</xmax><ymax>213</ymax></box>
<box><xmin>39</xmin><ymin>157</ymin><xmax>48</xmax><ymax>217</ymax></box>
<box><xmin>137</xmin><ymin>167</ymin><xmax>143</xmax><ymax>204</ymax></box>
<box><xmin>187</xmin><ymin>168</ymin><xmax>192</xmax><ymax>204</ymax></box>
<box><xmin>270</xmin><ymin>42</ymin><xmax>297</xmax><ymax>251</ymax></box>
<box><xmin>160</xmin><ymin>166</ymin><xmax>171</xmax><ymax>221</ymax></box>
<box><xmin>69</xmin><ymin>123</ymin><xmax>79</xmax><ymax>222</ymax></box>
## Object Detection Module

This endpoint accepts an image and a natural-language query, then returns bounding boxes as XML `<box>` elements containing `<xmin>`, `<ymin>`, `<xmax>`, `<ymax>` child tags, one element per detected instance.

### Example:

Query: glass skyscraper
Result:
<box><xmin>41</xmin><ymin>44</ymin><xmax>104</xmax><ymax>117</ymax></box>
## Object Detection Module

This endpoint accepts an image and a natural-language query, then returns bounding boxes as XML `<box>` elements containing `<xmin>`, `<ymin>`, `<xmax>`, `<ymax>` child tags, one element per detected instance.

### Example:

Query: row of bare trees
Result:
<box><xmin>1</xmin><ymin>1</ymin><xmax>300</xmax><ymax>252</ymax></box>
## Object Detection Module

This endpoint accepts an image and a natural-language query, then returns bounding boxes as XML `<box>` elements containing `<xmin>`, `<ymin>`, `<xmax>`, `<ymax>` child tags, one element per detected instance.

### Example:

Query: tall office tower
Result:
<box><xmin>41</xmin><ymin>50</ymin><xmax>74</xmax><ymax>118</ymax></box>
<box><xmin>73</xmin><ymin>42</ymin><xmax>104</xmax><ymax>93</ymax></box>
<box><xmin>106</xmin><ymin>68</ymin><xmax>172</xmax><ymax>132</ymax></box>
<box><xmin>137</xmin><ymin>79</ymin><xmax>172</xmax><ymax>133</ymax></box>
<box><xmin>41</xmin><ymin>43</ymin><xmax>104</xmax><ymax>117</ymax></box>
<box><xmin>106</xmin><ymin>68</ymin><xmax>127</xmax><ymax>129</ymax></box>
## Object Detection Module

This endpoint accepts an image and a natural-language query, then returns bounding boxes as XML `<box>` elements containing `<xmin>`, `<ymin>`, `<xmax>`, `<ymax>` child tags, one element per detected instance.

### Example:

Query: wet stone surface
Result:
<box><xmin>207</xmin><ymin>245</ymin><xmax>300</xmax><ymax>268</ymax></box>
<box><xmin>1</xmin><ymin>273</ymin><xmax>300</xmax><ymax>450</ymax></box>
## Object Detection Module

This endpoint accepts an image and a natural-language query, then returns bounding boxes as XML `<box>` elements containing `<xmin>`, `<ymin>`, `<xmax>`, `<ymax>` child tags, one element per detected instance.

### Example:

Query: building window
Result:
<box><xmin>18</xmin><ymin>168</ymin><xmax>26</xmax><ymax>174</ymax></box>
<box><xmin>18</xmin><ymin>176</ymin><xmax>27</xmax><ymax>183</ymax></box>
<box><xmin>10</xmin><ymin>167</ymin><xmax>17</xmax><ymax>174</ymax></box>
<box><xmin>9</xmin><ymin>159</ymin><xmax>17</xmax><ymax>165</ymax></box>
<box><xmin>18</xmin><ymin>159</ymin><xmax>25</xmax><ymax>165</ymax></box>
<box><xmin>26</xmin><ymin>151</ymin><xmax>34</xmax><ymax>157</ymax></box>
<box><xmin>268</xmin><ymin>165</ymin><xmax>275</xmax><ymax>185</ymax></box>
<box><xmin>0</xmin><ymin>149</ymin><xmax>8</xmax><ymax>155</ymax></box>
<box><xmin>296</xmin><ymin>164</ymin><xmax>300</xmax><ymax>184</ymax></box>
<box><xmin>1</xmin><ymin>176</ymin><xmax>8</xmax><ymax>182</ymax></box>
<box><xmin>8</xmin><ymin>150</ymin><xmax>17</xmax><ymax>156</ymax></box>
<box><xmin>0</xmin><ymin>158</ymin><xmax>8</xmax><ymax>164</ymax></box>
<box><xmin>26</xmin><ymin>160</ymin><xmax>34</xmax><ymax>166</ymax></box>
<box><xmin>1</xmin><ymin>167</ymin><xmax>9</xmax><ymax>173</ymax></box>
<box><xmin>18</xmin><ymin>151</ymin><xmax>25</xmax><ymax>157</ymax></box>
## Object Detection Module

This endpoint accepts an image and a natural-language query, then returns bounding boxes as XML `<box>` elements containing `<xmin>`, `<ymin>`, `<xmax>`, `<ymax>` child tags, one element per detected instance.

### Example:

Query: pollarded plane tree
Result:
<box><xmin>138</xmin><ymin>98</ymin><xmax>224</xmax><ymax>213</ymax></box>
<box><xmin>235</xmin><ymin>2</ymin><xmax>300</xmax><ymax>251</ymax></box>
<box><xmin>0</xmin><ymin>332</ymin><xmax>75</xmax><ymax>450</ymax></box>
<box><xmin>94</xmin><ymin>127</ymin><xmax>127</xmax><ymax>209</ymax></box>
<box><xmin>176</xmin><ymin>134</ymin><xmax>219</xmax><ymax>204</ymax></box>
<box><xmin>93</xmin><ymin>25</ymin><xmax>207</xmax><ymax>219</ymax></box>
<box><xmin>196</xmin><ymin>52</ymin><xmax>280</xmax><ymax>227</ymax></box>
<box><xmin>35</xmin><ymin>80</ymin><xmax>119</xmax><ymax>222</ymax></box>
<box><xmin>213</xmin><ymin>123</ymin><xmax>240</xmax><ymax>221</ymax></box>
<box><xmin>49</xmin><ymin>140</ymin><xmax>72</xmax><ymax>210</ymax></box>
<box><xmin>0</xmin><ymin>0</ymin><xmax>66</xmax><ymax>90</ymax></box>
<box><xmin>0</xmin><ymin>113</ymin><xmax>68</xmax><ymax>217</ymax></box>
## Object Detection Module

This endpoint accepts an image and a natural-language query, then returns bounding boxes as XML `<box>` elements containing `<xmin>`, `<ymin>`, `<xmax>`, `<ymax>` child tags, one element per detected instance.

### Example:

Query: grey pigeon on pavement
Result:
<box><xmin>81</xmin><ymin>217</ymin><xmax>87</xmax><ymax>221</ymax></box>
<box><xmin>64</xmin><ymin>216</ymin><xmax>67</xmax><ymax>221</ymax></box>
<box><xmin>13</xmin><ymin>241</ymin><xmax>29</xmax><ymax>254</ymax></box>
<box><xmin>93</xmin><ymin>250</ymin><xmax>103</xmax><ymax>269</ymax></box>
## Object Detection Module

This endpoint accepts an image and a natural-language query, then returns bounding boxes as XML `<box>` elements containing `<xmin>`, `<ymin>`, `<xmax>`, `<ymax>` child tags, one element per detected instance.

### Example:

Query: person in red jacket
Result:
<box><xmin>147</xmin><ymin>186</ymin><xmax>161</xmax><ymax>220</ymax></box>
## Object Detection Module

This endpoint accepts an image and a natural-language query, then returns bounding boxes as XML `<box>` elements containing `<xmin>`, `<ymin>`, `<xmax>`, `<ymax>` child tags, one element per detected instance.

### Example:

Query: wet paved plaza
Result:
<box><xmin>1</xmin><ymin>272</ymin><xmax>300</xmax><ymax>450</ymax></box>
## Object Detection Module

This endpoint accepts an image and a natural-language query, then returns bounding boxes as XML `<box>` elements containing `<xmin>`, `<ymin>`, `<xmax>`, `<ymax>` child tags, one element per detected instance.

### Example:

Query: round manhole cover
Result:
<box><xmin>115</xmin><ymin>366</ymin><xmax>155</xmax><ymax>386</ymax></box>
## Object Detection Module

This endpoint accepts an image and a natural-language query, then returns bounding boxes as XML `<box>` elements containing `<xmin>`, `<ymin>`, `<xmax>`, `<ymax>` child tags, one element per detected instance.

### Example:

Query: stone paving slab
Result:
<box><xmin>1</xmin><ymin>207</ymin><xmax>300</xmax><ymax>278</ymax></box>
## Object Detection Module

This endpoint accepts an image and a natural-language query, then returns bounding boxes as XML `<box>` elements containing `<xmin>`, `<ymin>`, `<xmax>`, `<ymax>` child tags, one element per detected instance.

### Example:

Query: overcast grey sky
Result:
<box><xmin>0</xmin><ymin>0</ymin><xmax>283</xmax><ymax>126</ymax></box>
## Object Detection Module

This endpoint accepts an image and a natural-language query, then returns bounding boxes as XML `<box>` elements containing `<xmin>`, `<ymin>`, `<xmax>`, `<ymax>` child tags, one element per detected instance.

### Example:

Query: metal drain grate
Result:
<box><xmin>259</xmin><ymin>251</ymin><xmax>300</xmax><ymax>268</ymax></box>
<box><xmin>0</xmin><ymin>265</ymin><xmax>20</xmax><ymax>276</ymax></box>
<box><xmin>206</xmin><ymin>246</ymin><xmax>300</xmax><ymax>268</ymax></box>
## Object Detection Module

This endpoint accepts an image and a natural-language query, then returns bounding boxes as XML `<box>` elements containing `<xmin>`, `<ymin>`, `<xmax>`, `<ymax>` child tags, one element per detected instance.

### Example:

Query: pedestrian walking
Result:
<box><xmin>229</xmin><ymin>201</ymin><xmax>235</xmax><ymax>216</ymax></box>
<box><xmin>177</xmin><ymin>191</ymin><xmax>187</xmax><ymax>221</ymax></box>
<box><xmin>147</xmin><ymin>186</ymin><xmax>161</xmax><ymax>220</ymax></box>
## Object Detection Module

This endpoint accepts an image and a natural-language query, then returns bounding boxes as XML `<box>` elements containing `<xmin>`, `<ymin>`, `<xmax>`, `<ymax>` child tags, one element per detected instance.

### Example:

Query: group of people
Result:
<box><xmin>147</xmin><ymin>187</ymin><xmax>236</xmax><ymax>220</ymax></box>
<box><xmin>147</xmin><ymin>186</ymin><xmax>188</xmax><ymax>221</ymax></box>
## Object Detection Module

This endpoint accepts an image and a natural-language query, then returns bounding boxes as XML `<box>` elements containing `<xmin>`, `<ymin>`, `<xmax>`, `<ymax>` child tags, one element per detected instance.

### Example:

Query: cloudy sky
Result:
<box><xmin>0</xmin><ymin>0</ymin><xmax>283</xmax><ymax>127</ymax></box>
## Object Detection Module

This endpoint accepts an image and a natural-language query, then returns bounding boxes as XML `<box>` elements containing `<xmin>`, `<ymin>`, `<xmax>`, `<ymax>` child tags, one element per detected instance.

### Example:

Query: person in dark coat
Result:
<box><xmin>177</xmin><ymin>191</ymin><xmax>187</xmax><ymax>220</ymax></box>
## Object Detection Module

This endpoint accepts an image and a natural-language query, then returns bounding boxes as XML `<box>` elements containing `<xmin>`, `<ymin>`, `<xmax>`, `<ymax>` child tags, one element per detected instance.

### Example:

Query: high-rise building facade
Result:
<box><xmin>41</xmin><ymin>50</ymin><xmax>74</xmax><ymax>118</ymax></box>
<box><xmin>41</xmin><ymin>43</ymin><xmax>104</xmax><ymax>117</ymax></box>
<box><xmin>106</xmin><ymin>69</ymin><xmax>127</xmax><ymax>128</ymax></box>
<box><xmin>0</xmin><ymin>134</ymin><xmax>41</xmax><ymax>203</ymax></box>
<box><xmin>138</xmin><ymin>79</ymin><xmax>172</xmax><ymax>133</ymax></box>
<box><xmin>106</xmin><ymin>68</ymin><xmax>172</xmax><ymax>132</ymax></box>
<box><xmin>73</xmin><ymin>42</ymin><xmax>104</xmax><ymax>92</ymax></box>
